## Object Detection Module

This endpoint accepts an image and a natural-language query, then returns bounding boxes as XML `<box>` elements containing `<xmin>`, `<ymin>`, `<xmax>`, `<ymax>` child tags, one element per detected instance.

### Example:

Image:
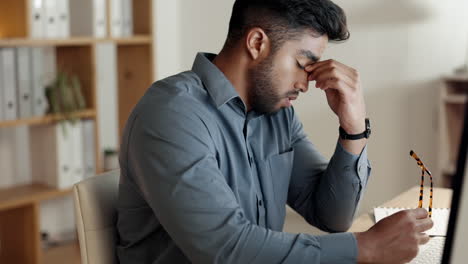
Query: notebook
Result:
<box><xmin>374</xmin><ymin>207</ymin><xmax>450</xmax><ymax>236</ymax></box>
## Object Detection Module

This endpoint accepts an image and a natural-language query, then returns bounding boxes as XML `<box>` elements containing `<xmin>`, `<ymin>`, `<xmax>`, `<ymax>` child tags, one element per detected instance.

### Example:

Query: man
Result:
<box><xmin>117</xmin><ymin>0</ymin><xmax>434</xmax><ymax>263</ymax></box>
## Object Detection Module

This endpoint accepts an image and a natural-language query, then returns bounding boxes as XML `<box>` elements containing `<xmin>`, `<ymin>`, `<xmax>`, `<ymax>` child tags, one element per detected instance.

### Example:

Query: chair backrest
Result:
<box><xmin>73</xmin><ymin>169</ymin><xmax>120</xmax><ymax>264</ymax></box>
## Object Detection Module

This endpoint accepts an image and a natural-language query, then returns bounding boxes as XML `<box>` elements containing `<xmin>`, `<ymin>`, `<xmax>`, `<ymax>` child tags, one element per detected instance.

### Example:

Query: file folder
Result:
<box><xmin>16</xmin><ymin>47</ymin><xmax>34</xmax><ymax>119</ymax></box>
<box><xmin>0</xmin><ymin>48</ymin><xmax>18</xmax><ymax>121</ymax></box>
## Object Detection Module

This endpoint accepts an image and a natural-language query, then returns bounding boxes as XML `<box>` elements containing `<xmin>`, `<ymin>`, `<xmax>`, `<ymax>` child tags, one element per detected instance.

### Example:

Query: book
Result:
<box><xmin>374</xmin><ymin>207</ymin><xmax>450</xmax><ymax>237</ymax></box>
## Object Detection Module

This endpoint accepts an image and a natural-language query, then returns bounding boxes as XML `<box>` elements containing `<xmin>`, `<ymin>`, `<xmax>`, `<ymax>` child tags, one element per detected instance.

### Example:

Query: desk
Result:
<box><xmin>349</xmin><ymin>186</ymin><xmax>453</xmax><ymax>232</ymax></box>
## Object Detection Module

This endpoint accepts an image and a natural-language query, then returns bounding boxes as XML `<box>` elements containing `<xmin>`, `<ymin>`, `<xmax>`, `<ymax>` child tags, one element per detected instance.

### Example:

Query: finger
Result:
<box><xmin>328</xmin><ymin>59</ymin><xmax>356</xmax><ymax>74</ymax></box>
<box><xmin>418</xmin><ymin>233</ymin><xmax>430</xmax><ymax>245</ymax></box>
<box><xmin>306</xmin><ymin>60</ymin><xmax>357</xmax><ymax>79</ymax></box>
<box><xmin>313</xmin><ymin>70</ymin><xmax>356</xmax><ymax>89</ymax></box>
<box><xmin>305</xmin><ymin>60</ymin><xmax>329</xmax><ymax>72</ymax></box>
<box><xmin>320</xmin><ymin>79</ymin><xmax>349</xmax><ymax>95</ymax></box>
<box><xmin>415</xmin><ymin>218</ymin><xmax>434</xmax><ymax>233</ymax></box>
<box><xmin>411</xmin><ymin>208</ymin><xmax>429</xmax><ymax>219</ymax></box>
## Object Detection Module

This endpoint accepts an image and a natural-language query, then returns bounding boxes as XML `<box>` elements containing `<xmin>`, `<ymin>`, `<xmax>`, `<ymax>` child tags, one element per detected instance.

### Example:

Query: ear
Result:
<box><xmin>245</xmin><ymin>27</ymin><xmax>270</xmax><ymax>61</ymax></box>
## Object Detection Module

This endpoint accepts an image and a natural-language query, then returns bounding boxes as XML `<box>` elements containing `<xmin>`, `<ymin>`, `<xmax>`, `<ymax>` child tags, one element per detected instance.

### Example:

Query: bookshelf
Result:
<box><xmin>438</xmin><ymin>75</ymin><xmax>468</xmax><ymax>187</ymax></box>
<box><xmin>0</xmin><ymin>0</ymin><xmax>155</xmax><ymax>263</ymax></box>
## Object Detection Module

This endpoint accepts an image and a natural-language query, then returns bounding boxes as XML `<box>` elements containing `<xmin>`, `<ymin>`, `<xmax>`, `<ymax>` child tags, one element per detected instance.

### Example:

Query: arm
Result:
<box><xmin>287</xmin><ymin>107</ymin><xmax>371</xmax><ymax>232</ymax></box>
<box><xmin>287</xmin><ymin>59</ymin><xmax>371</xmax><ymax>231</ymax></box>
<box><xmin>126</xmin><ymin>103</ymin><xmax>358</xmax><ymax>263</ymax></box>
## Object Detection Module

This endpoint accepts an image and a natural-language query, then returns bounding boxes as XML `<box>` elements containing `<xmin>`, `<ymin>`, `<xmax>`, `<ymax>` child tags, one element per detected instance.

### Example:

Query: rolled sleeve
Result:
<box><xmin>288</xmin><ymin>107</ymin><xmax>372</xmax><ymax>234</ymax></box>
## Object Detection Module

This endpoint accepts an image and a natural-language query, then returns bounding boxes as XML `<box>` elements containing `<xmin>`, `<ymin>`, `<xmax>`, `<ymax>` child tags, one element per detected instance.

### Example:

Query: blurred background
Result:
<box><xmin>0</xmin><ymin>0</ymin><xmax>467</xmax><ymax>263</ymax></box>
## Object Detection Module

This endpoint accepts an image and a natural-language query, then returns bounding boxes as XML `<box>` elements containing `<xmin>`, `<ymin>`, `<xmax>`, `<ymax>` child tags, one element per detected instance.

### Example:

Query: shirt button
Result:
<box><xmin>249</xmin><ymin>156</ymin><xmax>254</xmax><ymax>163</ymax></box>
<box><xmin>258</xmin><ymin>199</ymin><xmax>263</xmax><ymax>207</ymax></box>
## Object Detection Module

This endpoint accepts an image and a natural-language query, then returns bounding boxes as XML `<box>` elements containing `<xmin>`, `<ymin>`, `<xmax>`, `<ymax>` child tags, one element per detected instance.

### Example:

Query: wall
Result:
<box><xmin>154</xmin><ymin>0</ymin><xmax>468</xmax><ymax>215</ymax></box>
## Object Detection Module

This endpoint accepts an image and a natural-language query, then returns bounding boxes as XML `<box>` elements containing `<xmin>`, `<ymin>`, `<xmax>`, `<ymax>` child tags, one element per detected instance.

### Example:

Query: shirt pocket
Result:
<box><xmin>268</xmin><ymin>149</ymin><xmax>295</xmax><ymax>213</ymax></box>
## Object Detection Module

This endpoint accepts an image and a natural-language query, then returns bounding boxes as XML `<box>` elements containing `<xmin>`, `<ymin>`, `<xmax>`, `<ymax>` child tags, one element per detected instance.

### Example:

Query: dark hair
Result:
<box><xmin>225</xmin><ymin>0</ymin><xmax>349</xmax><ymax>52</ymax></box>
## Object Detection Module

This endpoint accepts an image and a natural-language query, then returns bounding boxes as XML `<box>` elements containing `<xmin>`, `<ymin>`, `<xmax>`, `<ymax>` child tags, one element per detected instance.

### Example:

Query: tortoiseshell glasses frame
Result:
<box><xmin>410</xmin><ymin>150</ymin><xmax>433</xmax><ymax>218</ymax></box>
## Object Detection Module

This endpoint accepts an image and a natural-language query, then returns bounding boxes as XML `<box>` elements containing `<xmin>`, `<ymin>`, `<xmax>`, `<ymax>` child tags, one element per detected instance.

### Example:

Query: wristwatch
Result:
<box><xmin>339</xmin><ymin>118</ymin><xmax>371</xmax><ymax>140</ymax></box>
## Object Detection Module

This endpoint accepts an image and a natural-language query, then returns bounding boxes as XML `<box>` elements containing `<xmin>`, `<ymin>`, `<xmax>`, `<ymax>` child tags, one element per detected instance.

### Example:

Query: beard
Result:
<box><xmin>248</xmin><ymin>55</ymin><xmax>283</xmax><ymax>115</ymax></box>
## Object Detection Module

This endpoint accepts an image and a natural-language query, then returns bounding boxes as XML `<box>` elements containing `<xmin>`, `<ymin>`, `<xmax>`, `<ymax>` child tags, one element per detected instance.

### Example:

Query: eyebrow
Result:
<box><xmin>297</xmin><ymin>49</ymin><xmax>319</xmax><ymax>63</ymax></box>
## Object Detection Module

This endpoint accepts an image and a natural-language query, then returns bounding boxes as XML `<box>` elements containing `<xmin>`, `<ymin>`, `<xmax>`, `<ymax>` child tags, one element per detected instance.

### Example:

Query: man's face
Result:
<box><xmin>248</xmin><ymin>33</ymin><xmax>328</xmax><ymax>114</ymax></box>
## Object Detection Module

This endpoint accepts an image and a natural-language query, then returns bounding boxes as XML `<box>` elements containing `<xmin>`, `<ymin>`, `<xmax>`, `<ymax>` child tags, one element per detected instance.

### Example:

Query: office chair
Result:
<box><xmin>73</xmin><ymin>169</ymin><xmax>120</xmax><ymax>264</ymax></box>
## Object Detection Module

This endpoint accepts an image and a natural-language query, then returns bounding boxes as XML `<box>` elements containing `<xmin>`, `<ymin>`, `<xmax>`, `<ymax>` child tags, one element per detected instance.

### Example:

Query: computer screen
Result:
<box><xmin>442</xmin><ymin>104</ymin><xmax>468</xmax><ymax>264</ymax></box>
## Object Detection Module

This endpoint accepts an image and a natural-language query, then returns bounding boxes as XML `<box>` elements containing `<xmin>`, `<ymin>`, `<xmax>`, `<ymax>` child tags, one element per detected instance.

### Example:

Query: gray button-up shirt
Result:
<box><xmin>117</xmin><ymin>53</ymin><xmax>371</xmax><ymax>263</ymax></box>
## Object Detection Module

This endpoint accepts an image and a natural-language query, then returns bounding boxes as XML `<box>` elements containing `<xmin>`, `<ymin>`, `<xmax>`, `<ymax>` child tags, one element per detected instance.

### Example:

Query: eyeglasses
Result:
<box><xmin>410</xmin><ymin>150</ymin><xmax>433</xmax><ymax>218</ymax></box>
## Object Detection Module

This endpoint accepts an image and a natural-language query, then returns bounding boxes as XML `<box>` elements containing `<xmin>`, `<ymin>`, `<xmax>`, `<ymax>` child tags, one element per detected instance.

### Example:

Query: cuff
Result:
<box><xmin>316</xmin><ymin>232</ymin><xmax>358</xmax><ymax>264</ymax></box>
<box><xmin>333</xmin><ymin>141</ymin><xmax>371</xmax><ymax>185</ymax></box>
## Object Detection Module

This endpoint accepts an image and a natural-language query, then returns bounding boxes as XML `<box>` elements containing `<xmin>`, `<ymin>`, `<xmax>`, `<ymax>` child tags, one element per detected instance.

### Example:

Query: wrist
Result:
<box><xmin>339</xmin><ymin>118</ymin><xmax>366</xmax><ymax>134</ymax></box>
<box><xmin>354</xmin><ymin>232</ymin><xmax>376</xmax><ymax>263</ymax></box>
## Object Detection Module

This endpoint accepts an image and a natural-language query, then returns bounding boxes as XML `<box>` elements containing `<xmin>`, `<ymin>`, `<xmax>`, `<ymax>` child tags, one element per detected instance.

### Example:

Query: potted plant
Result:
<box><xmin>45</xmin><ymin>71</ymin><xmax>86</xmax><ymax>134</ymax></box>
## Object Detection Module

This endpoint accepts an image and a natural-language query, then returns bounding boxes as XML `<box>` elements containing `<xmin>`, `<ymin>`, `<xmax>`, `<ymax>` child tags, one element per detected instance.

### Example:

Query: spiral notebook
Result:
<box><xmin>373</xmin><ymin>207</ymin><xmax>450</xmax><ymax>236</ymax></box>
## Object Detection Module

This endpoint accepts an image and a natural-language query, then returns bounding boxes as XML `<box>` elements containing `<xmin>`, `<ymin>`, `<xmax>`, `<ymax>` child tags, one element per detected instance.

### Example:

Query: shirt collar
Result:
<box><xmin>192</xmin><ymin>52</ymin><xmax>241</xmax><ymax>108</ymax></box>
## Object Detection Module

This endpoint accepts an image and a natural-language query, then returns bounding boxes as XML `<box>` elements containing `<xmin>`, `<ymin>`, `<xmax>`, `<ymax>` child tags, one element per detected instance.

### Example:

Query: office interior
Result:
<box><xmin>0</xmin><ymin>0</ymin><xmax>467</xmax><ymax>263</ymax></box>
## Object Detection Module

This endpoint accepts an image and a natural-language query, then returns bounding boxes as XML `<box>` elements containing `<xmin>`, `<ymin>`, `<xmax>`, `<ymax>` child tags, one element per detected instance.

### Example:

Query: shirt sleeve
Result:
<box><xmin>287</xmin><ymin>107</ymin><xmax>372</xmax><ymax>234</ymax></box>
<box><xmin>125</xmin><ymin>101</ymin><xmax>358</xmax><ymax>264</ymax></box>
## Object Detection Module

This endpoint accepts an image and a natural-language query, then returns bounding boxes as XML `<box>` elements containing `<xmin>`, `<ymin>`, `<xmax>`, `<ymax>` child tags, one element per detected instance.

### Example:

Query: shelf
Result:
<box><xmin>443</xmin><ymin>95</ymin><xmax>468</xmax><ymax>104</ymax></box>
<box><xmin>0</xmin><ymin>183</ymin><xmax>72</xmax><ymax>211</ymax></box>
<box><xmin>0</xmin><ymin>109</ymin><xmax>96</xmax><ymax>128</ymax></box>
<box><xmin>114</xmin><ymin>35</ymin><xmax>153</xmax><ymax>45</ymax></box>
<box><xmin>0</xmin><ymin>35</ymin><xmax>152</xmax><ymax>47</ymax></box>
<box><xmin>43</xmin><ymin>241</ymin><xmax>81</xmax><ymax>264</ymax></box>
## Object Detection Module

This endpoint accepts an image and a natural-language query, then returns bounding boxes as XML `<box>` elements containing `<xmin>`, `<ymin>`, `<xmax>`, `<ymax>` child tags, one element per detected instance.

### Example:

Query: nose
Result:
<box><xmin>294</xmin><ymin>80</ymin><xmax>309</xmax><ymax>93</ymax></box>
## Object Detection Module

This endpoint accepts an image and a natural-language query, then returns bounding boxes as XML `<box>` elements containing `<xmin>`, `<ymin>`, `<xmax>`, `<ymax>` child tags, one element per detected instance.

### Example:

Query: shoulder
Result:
<box><xmin>123</xmin><ymin>71</ymin><xmax>216</xmax><ymax>142</ymax></box>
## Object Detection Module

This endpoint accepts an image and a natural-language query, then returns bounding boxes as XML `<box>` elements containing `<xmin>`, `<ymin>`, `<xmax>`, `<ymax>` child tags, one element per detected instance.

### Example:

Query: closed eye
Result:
<box><xmin>296</xmin><ymin>61</ymin><xmax>305</xmax><ymax>70</ymax></box>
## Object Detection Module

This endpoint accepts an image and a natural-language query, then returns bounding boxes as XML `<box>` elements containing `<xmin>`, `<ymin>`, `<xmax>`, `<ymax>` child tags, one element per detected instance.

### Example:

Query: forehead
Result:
<box><xmin>278</xmin><ymin>33</ymin><xmax>328</xmax><ymax>59</ymax></box>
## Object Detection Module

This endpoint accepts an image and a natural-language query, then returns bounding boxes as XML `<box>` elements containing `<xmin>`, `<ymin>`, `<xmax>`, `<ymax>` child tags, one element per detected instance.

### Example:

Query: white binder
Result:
<box><xmin>44</xmin><ymin>0</ymin><xmax>59</xmax><ymax>38</ymax></box>
<box><xmin>122</xmin><ymin>0</ymin><xmax>133</xmax><ymax>37</ymax></box>
<box><xmin>82</xmin><ymin>120</ymin><xmax>96</xmax><ymax>178</ymax></box>
<box><xmin>30</xmin><ymin>122</ymin><xmax>74</xmax><ymax>189</ymax></box>
<box><xmin>70</xmin><ymin>121</ymin><xmax>85</xmax><ymax>184</ymax></box>
<box><xmin>31</xmin><ymin>47</ymin><xmax>52</xmax><ymax>116</ymax></box>
<box><xmin>69</xmin><ymin>0</ymin><xmax>107</xmax><ymax>37</ymax></box>
<box><xmin>29</xmin><ymin>0</ymin><xmax>45</xmax><ymax>38</ymax></box>
<box><xmin>0</xmin><ymin>48</ymin><xmax>18</xmax><ymax>121</ymax></box>
<box><xmin>16</xmin><ymin>47</ymin><xmax>33</xmax><ymax>119</ymax></box>
<box><xmin>56</xmin><ymin>0</ymin><xmax>70</xmax><ymax>38</ymax></box>
<box><xmin>42</xmin><ymin>46</ymin><xmax>57</xmax><ymax>88</ymax></box>
<box><xmin>110</xmin><ymin>0</ymin><xmax>124</xmax><ymax>37</ymax></box>
<box><xmin>94</xmin><ymin>0</ymin><xmax>107</xmax><ymax>37</ymax></box>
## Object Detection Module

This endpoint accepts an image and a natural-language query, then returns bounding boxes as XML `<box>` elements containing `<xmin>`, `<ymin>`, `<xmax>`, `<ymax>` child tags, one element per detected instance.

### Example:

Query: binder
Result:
<box><xmin>82</xmin><ymin>120</ymin><xmax>96</xmax><ymax>178</ymax></box>
<box><xmin>96</xmin><ymin>43</ymin><xmax>119</xmax><ymax>153</ymax></box>
<box><xmin>42</xmin><ymin>46</ymin><xmax>57</xmax><ymax>88</ymax></box>
<box><xmin>16</xmin><ymin>47</ymin><xmax>34</xmax><ymax>119</ymax></box>
<box><xmin>31</xmin><ymin>48</ymin><xmax>46</xmax><ymax>116</ymax></box>
<box><xmin>0</xmin><ymin>129</ymin><xmax>15</xmax><ymax>187</ymax></box>
<box><xmin>70</xmin><ymin>121</ymin><xmax>85</xmax><ymax>184</ymax></box>
<box><xmin>122</xmin><ymin>0</ymin><xmax>133</xmax><ymax>37</ymax></box>
<box><xmin>29</xmin><ymin>0</ymin><xmax>45</xmax><ymax>38</ymax></box>
<box><xmin>44</xmin><ymin>0</ymin><xmax>59</xmax><ymax>38</ymax></box>
<box><xmin>69</xmin><ymin>0</ymin><xmax>107</xmax><ymax>37</ymax></box>
<box><xmin>56</xmin><ymin>0</ymin><xmax>70</xmax><ymax>38</ymax></box>
<box><xmin>30</xmin><ymin>122</ymin><xmax>74</xmax><ymax>189</ymax></box>
<box><xmin>0</xmin><ymin>48</ymin><xmax>18</xmax><ymax>121</ymax></box>
<box><xmin>110</xmin><ymin>0</ymin><xmax>124</xmax><ymax>37</ymax></box>
<box><xmin>31</xmin><ymin>47</ymin><xmax>55</xmax><ymax>117</ymax></box>
<box><xmin>94</xmin><ymin>0</ymin><xmax>107</xmax><ymax>37</ymax></box>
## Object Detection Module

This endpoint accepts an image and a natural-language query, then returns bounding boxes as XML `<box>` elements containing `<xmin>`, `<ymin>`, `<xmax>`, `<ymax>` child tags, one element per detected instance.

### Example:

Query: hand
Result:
<box><xmin>306</xmin><ymin>59</ymin><xmax>366</xmax><ymax>134</ymax></box>
<box><xmin>354</xmin><ymin>208</ymin><xmax>434</xmax><ymax>264</ymax></box>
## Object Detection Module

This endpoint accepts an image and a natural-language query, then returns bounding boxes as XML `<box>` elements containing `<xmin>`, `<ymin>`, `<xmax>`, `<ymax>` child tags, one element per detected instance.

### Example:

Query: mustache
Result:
<box><xmin>285</xmin><ymin>90</ymin><xmax>300</xmax><ymax>97</ymax></box>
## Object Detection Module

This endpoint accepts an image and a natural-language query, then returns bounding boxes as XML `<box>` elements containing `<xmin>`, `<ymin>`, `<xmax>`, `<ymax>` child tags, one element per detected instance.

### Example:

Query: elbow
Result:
<box><xmin>306</xmin><ymin>211</ymin><xmax>354</xmax><ymax>233</ymax></box>
<box><xmin>327</xmin><ymin>220</ymin><xmax>353</xmax><ymax>233</ymax></box>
